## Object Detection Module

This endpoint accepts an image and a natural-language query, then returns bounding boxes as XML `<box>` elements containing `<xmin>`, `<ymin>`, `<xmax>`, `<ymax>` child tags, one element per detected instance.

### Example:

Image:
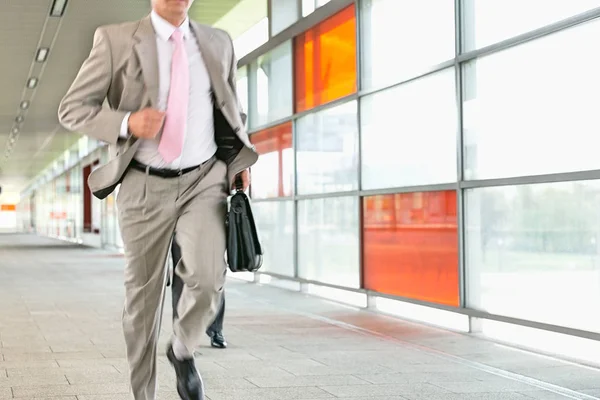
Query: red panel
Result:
<box><xmin>363</xmin><ymin>191</ymin><xmax>459</xmax><ymax>306</ymax></box>
<box><xmin>250</xmin><ymin>121</ymin><xmax>293</xmax><ymax>198</ymax></box>
<box><xmin>294</xmin><ymin>4</ymin><xmax>357</xmax><ymax>113</ymax></box>
<box><xmin>83</xmin><ymin>164</ymin><xmax>92</xmax><ymax>233</ymax></box>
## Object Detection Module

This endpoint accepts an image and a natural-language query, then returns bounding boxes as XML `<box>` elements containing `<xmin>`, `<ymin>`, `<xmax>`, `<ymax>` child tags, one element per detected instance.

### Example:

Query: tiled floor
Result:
<box><xmin>1</xmin><ymin>234</ymin><xmax>600</xmax><ymax>399</ymax></box>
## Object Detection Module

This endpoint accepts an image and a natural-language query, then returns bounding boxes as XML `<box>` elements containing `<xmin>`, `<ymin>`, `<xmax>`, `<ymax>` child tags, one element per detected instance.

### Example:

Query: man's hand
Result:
<box><xmin>232</xmin><ymin>169</ymin><xmax>250</xmax><ymax>192</ymax></box>
<box><xmin>128</xmin><ymin>108</ymin><xmax>165</xmax><ymax>139</ymax></box>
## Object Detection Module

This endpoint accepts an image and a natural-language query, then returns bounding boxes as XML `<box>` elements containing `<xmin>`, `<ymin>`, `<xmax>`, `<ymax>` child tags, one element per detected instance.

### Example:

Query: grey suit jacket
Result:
<box><xmin>58</xmin><ymin>15</ymin><xmax>258</xmax><ymax>199</ymax></box>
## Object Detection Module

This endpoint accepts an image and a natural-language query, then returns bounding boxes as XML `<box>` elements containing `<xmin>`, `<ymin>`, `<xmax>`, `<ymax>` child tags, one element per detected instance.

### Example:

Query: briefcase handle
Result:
<box><xmin>234</xmin><ymin>175</ymin><xmax>243</xmax><ymax>192</ymax></box>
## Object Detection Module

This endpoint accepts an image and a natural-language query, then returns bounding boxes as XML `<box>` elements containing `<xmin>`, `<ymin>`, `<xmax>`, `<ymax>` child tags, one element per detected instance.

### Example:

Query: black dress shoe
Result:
<box><xmin>207</xmin><ymin>330</ymin><xmax>227</xmax><ymax>348</ymax></box>
<box><xmin>166</xmin><ymin>344</ymin><xmax>204</xmax><ymax>400</ymax></box>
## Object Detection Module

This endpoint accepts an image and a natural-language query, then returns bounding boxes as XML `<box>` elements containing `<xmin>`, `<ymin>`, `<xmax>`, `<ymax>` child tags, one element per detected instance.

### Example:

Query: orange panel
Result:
<box><xmin>294</xmin><ymin>5</ymin><xmax>357</xmax><ymax>113</ymax></box>
<box><xmin>0</xmin><ymin>204</ymin><xmax>16</xmax><ymax>211</ymax></box>
<box><xmin>363</xmin><ymin>191</ymin><xmax>459</xmax><ymax>306</ymax></box>
<box><xmin>250</xmin><ymin>121</ymin><xmax>293</xmax><ymax>198</ymax></box>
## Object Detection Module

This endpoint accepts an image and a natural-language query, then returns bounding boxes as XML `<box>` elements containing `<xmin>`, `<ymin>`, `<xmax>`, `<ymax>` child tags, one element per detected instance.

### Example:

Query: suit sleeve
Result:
<box><xmin>58</xmin><ymin>27</ymin><xmax>127</xmax><ymax>145</ymax></box>
<box><xmin>226</xmin><ymin>34</ymin><xmax>247</xmax><ymax>127</ymax></box>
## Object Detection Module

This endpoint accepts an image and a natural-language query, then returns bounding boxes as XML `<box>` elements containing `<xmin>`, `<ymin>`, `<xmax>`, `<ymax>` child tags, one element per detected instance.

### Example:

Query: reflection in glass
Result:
<box><xmin>463</xmin><ymin>18</ymin><xmax>600</xmax><ymax>180</ymax></box>
<box><xmin>250</xmin><ymin>122</ymin><xmax>294</xmax><ymax>199</ymax></box>
<box><xmin>298</xmin><ymin>196</ymin><xmax>360</xmax><ymax>288</ymax></box>
<box><xmin>253</xmin><ymin>201</ymin><xmax>295</xmax><ymax>277</ymax></box>
<box><xmin>361</xmin><ymin>0</ymin><xmax>455</xmax><ymax>90</ymax></box>
<box><xmin>296</xmin><ymin>101</ymin><xmax>358</xmax><ymax>195</ymax></box>
<box><xmin>363</xmin><ymin>191</ymin><xmax>459</xmax><ymax>306</ymax></box>
<box><xmin>361</xmin><ymin>68</ymin><xmax>457</xmax><ymax>189</ymax></box>
<box><xmin>249</xmin><ymin>41</ymin><xmax>293</xmax><ymax>128</ymax></box>
<box><xmin>466</xmin><ymin>181</ymin><xmax>600</xmax><ymax>332</ymax></box>
<box><xmin>463</xmin><ymin>0</ymin><xmax>600</xmax><ymax>50</ymax></box>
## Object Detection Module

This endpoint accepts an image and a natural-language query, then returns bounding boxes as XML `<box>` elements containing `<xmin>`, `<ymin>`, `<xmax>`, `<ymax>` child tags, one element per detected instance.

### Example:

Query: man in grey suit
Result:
<box><xmin>58</xmin><ymin>0</ymin><xmax>257</xmax><ymax>398</ymax></box>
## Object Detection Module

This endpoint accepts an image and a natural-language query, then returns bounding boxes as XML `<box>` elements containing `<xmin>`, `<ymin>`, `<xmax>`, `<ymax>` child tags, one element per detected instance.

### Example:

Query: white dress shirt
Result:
<box><xmin>120</xmin><ymin>11</ymin><xmax>217</xmax><ymax>169</ymax></box>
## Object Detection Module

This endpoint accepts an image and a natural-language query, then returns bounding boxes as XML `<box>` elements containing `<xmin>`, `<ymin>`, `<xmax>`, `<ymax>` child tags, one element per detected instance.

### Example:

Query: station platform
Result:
<box><xmin>1</xmin><ymin>234</ymin><xmax>600</xmax><ymax>399</ymax></box>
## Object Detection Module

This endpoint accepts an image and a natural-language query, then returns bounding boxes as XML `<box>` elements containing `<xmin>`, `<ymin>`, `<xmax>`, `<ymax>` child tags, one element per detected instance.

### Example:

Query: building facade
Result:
<box><xmin>17</xmin><ymin>0</ymin><xmax>600</xmax><ymax>358</ymax></box>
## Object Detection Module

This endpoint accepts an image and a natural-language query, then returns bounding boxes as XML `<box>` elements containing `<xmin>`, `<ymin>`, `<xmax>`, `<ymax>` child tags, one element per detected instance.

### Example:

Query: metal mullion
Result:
<box><xmin>461</xmin><ymin>170</ymin><xmax>600</xmax><ymax>190</ymax></box>
<box><xmin>457</xmin><ymin>6</ymin><xmax>600</xmax><ymax>63</ymax></box>
<box><xmin>267</xmin><ymin>0</ymin><xmax>273</xmax><ymax>38</ymax></box>
<box><xmin>354</xmin><ymin>0</ymin><xmax>364</xmax><ymax>290</ymax></box>
<box><xmin>295</xmin><ymin>190</ymin><xmax>360</xmax><ymax>201</ymax></box>
<box><xmin>292</xmin><ymin>114</ymin><xmax>299</xmax><ymax>279</ymax></box>
<box><xmin>455</xmin><ymin>0</ymin><xmax>467</xmax><ymax>310</ymax></box>
<box><xmin>360</xmin><ymin>183</ymin><xmax>458</xmax><ymax>197</ymax></box>
<box><xmin>251</xmin><ymin>196</ymin><xmax>294</xmax><ymax>203</ymax></box>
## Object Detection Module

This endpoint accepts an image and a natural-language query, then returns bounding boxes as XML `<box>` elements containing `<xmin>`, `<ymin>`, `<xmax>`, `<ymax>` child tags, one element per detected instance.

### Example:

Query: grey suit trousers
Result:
<box><xmin>171</xmin><ymin>238</ymin><xmax>225</xmax><ymax>332</ymax></box>
<box><xmin>117</xmin><ymin>157</ymin><xmax>227</xmax><ymax>400</ymax></box>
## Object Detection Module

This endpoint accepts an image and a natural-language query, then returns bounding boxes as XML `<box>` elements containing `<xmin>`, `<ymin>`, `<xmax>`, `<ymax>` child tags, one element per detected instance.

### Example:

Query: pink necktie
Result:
<box><xmin>158</xmin><ymin>30</ymin><xmax>188</xmax><ymax>163</ymax></box>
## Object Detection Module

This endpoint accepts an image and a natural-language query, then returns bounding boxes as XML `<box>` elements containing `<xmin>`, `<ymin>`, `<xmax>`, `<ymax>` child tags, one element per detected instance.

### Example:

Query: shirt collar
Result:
<box><xmin>150</xmin><ymin>10</ymin><xmax>191</xmax><ymax>41</ymax></box>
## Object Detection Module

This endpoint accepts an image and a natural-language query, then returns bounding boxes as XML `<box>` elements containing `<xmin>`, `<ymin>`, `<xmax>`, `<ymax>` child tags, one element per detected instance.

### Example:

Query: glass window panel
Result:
<box><xmin>236</xmin><ymin>66</ymin><xmax>249</xmax><ymax>124</ymax></box>
<box><xmin>463</xmin><ymin>0</ymin><xmax>600</xmax><ymax>51</ymax></box>
<box><xmin>463</xmin><ymin>19</ymin><xmax>600</xmax><ymax>180</ymax></box>
<box><xmin>250</xmin><ymin>122</ymin><xmax>294</xmax><ymax>199</ymax></box>
<box><xmin>298</xmin><ymin>196</ymin><xmax>360</xmax><ymax>288</ymax></box>
<box><xmin>249</xmin><ymin>41</ymin><xmax>293</xmax><ymax>128</ymax></box>
<box><xmin>361</xmin><ymin>68</ymin><xmax>457</xmax><ymax>190</ymax></box>
<box><xmin>466</xmin><ymin>181</ymin><xmax>600</xmax><ymax>333</ymax></box>
<box><xmin>302</xmin><ymin>0</ymin><xmax>331</xmax><ymax>17</ymax></box>
<box><xmin>271</xmin><ymin>0</ymin><xmax>299</xmax><ymax>36</ymax></box>
<box><xmin>296</xmin><ymin>101</ymin><xmax>358</xmax><ymax>195</ymax></box>
<box><xmin>364</xmin><ymin>191</ymin><xmax>459</xmax><ymax>306</ymax></box>
<box><xmin>233</xmin><ymin>18</ymin><xmax>269</xmax><ymax>59</ymax></box>
<box><xmin>294</xmin><ymin>5</ymin><xmax>357</xmax><ymax>112</ymax></box>
<box><xmin>253</xmin><ymin>200</ymin><xmax>295</xmax><ymax>276</ymax></box>
<box><xmin>361</xmin><ymin>0</ymin><xmax>455</xmax><ymax>90</ymax></box>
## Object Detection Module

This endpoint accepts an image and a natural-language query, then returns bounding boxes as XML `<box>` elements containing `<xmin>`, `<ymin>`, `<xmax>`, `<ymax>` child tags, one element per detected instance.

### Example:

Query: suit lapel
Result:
<box><xmin>133</xmin><ymin>16</ymin><xmax>159</xmax><ymax>108</ymax></box>
<box><xmin>190</xmin><ymin>22</ymin><xmax>224</xmax><ymax>94</ymax></box>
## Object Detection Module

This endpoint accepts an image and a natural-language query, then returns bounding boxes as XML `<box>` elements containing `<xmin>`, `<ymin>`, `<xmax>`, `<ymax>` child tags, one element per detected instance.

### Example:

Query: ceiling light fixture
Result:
<box><xmin>27</xmin><ymin>77</ymin><xmax>38</xmax><ymax>89</ymax></box>
<box><xmin>50</xmin><ymin>0</ymin><xmax>68</xmax><ymax>17</ymax></box>
<box><xmin>36</xmin><ymin>47</ymin><xmax>49</xmax><ymax>62</ymax></box>
<box><xmin>20</xmin><ymin>101</ymin><xmax>30</xmax><ymax>110</ymax></box>
<box><xmin>11</xmin><ymin>128</ymin><xmax>19</xmax><ymax>135</ymax></box>
<box><xmin>15</xmin><ymin>116</ymin><xmax>24</xmax><ymax>123</ymax></box>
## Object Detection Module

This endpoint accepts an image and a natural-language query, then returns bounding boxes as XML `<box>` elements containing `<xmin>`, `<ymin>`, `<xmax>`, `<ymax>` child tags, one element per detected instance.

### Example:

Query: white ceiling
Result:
<box><xmin>0</xmin><ymin>0</ymin><xmax>241</xmax><ymax>198</ymax></box>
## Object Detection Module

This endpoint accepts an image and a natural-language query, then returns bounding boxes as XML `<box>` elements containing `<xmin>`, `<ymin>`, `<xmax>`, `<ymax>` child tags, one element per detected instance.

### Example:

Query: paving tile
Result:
<box><xmin>1</xmin><ymin>234</ymin><xmax>600</xmax><ymax>399</ymax></box>
<box><xmin>248</xmin><ymin>374</ymin><xmax>370</xmax><ymax>388</ymax></box>
<box><xmin>320</xmin><ymin>383</ymin><xmax>452</xmax><ymax>397</ymax></box>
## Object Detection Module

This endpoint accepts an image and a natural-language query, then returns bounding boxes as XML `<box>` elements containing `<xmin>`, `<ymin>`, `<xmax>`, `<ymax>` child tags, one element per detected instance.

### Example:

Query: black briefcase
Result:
<box><xmin>225</xmin><ymin>182</ymin><xmax>263</xmax><ymax>273</ymax></box>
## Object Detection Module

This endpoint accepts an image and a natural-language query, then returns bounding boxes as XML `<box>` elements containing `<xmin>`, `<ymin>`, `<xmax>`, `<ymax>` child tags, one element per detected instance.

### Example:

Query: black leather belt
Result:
<box><xmin>130</xmin><ymin>159</ymin><xmax>200</xmax><ymax>178</ymax></box>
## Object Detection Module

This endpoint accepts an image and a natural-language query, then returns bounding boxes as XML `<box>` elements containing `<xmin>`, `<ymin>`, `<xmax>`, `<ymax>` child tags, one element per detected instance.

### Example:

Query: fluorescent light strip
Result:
<box><xmin>50</xmin><ymin>0</ymin><xmax>68</xmax><ymax>17</ymax></box>
<box><xmin>27</xmin><ymin>78</ymin><xmax>38</xmax><ymax>89</ymax></box>
<box><xmin>36</xmin><ymin>48</ymin><xmax>49</xmax><ymax>62</ymax></box>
